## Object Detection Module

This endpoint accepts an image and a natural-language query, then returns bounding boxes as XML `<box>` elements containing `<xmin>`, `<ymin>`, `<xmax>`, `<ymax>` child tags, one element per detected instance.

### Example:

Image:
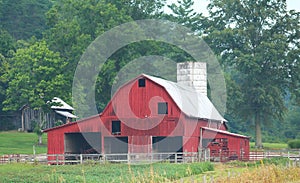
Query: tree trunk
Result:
<box><xmin>255</xmin><ymin>113</ymin><xmax>263</xmax><ymax>148</ymax></box>
<box><xmin>38</xmin><ymin>135</ymin><xmax>43</xmax><ymax>145</ymax></box>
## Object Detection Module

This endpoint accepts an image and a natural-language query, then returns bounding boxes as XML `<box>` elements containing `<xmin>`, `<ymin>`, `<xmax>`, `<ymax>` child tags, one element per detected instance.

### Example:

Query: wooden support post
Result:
<box><xmin>80</xmin><ymin>154</ymin><xmax>83</xmax><ymax>164</ymax></box>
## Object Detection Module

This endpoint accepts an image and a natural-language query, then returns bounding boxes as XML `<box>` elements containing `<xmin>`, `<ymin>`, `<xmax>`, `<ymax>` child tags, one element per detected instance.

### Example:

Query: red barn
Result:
<box><xmin>45</xmin><ymin>62</ymin><xmax>250</xmax><ymax>162</ymax></box>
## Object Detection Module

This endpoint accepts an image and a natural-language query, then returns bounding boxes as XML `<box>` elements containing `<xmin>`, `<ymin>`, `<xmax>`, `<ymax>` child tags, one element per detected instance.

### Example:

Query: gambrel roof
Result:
<box><xmin>141</xmin><ymin>74</ymin><xmax>226</xmax><ymax>122</ymax></box>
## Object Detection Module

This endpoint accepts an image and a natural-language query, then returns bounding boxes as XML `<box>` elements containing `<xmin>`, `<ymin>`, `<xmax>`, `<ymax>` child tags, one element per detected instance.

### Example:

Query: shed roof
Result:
<box><xmin>142</xmin><ymin>74</ymin><xmax>226</xmax><ymax>122</ymax></box>
<box><xmin>55</xmin><ymin>110</ymin><xmax>78</xmax><ymax>118</ymax></box>
<box><xmin>202</xmin><ymin>127</ymin><xmax>250</xmax><ymax>138</ymax></box>
<box><xmin>51</xmin><ymin>97</ymin><xmax>74</xmax><ymax>111</ymax></box>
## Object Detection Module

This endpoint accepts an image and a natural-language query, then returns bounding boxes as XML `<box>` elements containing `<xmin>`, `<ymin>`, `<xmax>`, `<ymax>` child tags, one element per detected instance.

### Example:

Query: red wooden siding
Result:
<box><xmin>45</xmin><ymin>75</ymin><xmax>250</xmax><ymax>161</ymax></box>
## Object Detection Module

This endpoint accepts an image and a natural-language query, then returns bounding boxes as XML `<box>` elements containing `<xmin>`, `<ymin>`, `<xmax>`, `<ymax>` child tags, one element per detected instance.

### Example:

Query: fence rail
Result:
<box><xmin>249</xmin><ymin>150</ymin><xmax>300</xmax><ymax>161</ymax></box>
<box><xmin>47</xmin><ymin>152</ymin><xmax>204</xmax><ymax>165</ymax></box>
<box><xmin>1</xmin><ymin>150</ymin><xmax>300</xmax><ymax>165</ymax></box>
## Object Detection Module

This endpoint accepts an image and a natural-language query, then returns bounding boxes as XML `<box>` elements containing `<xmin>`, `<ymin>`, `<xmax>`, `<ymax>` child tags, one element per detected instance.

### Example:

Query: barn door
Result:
<box><xmin>64</xmin><ymin>132</ymin><xmax>101</xmax><ymax>154</ymax></box>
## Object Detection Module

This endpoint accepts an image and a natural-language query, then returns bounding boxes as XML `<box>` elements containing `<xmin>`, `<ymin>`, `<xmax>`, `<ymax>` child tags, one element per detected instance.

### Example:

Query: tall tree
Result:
<box><xmin>167</xmin><ymin>0</ymin><xmax>205</xmax><ymax>32</ymax></box>
<box><xmin>205</xmin><ymin>0</ymin><xmax>300</xmax><ymax>148</ymax></box>
<box><xmin>44</xmin><ymin>0</ymin><xmax>132</xmax><ymax>96</ymax></box>
<box><xmin>107</xmin><ymin>0</ymin><xmax>167</xmax><ymax>19</ymax></box>
<box><xmin>3</xmin><ymin>41</ymin><xmax>68</xmax><ymax>111</ymax></box>
<box><xmin>0</xmin><ymin>29</ymin><xmax>14</xmax><ymax>110</ymax></box>
<box><xmin>45</xmin><ymin>0</ymin><xmax>172</xmax><ymax>115</ymax></box>
<box><xmin>0</xmin><ymin>29</ymin><xmax>15</xmax><ymax>130</ymax></box>
<box><xmin>0</xmin><ymin>54</ymin><xmax>9</xmax><ymax>112</ymax></box>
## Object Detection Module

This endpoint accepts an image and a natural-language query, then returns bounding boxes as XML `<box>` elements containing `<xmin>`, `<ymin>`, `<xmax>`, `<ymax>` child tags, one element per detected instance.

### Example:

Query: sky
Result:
<box><xmin>165</xmin><ymin>0</ymin><xmax>300</xmax><ymax>15</ymax></box>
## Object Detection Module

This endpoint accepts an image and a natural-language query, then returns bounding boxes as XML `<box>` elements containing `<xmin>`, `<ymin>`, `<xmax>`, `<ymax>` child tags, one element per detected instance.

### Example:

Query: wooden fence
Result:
<box><xmin>1</xmin><ymin>150</ymin><xmax>299</xmax><ymax>165</ymax></box>
<box><xmin>249</xmin><ymin>150</ymin><xmax>300</xmax><ymax>161</ymax></box>
<box><xmin>47</xmin><ymin>152</ymin><xmax>205</xmax><ymax>165</ymax></box>
<box><xmin>0</xmin><ymin>152</ymin><xmax>208</xmax><ymax>165</ymax></box>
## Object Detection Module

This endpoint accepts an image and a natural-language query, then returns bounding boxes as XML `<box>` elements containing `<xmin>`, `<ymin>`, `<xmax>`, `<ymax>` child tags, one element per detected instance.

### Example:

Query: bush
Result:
<box><xmin>287</xmin><ymin>139</ymin><xmax>300</xmax><ymax>149</ymax></box>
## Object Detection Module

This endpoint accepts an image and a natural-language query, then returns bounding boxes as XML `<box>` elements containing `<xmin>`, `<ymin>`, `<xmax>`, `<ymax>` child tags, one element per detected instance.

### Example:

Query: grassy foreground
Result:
<box><xmin>215</xmin><ymin>165</ymin><xmax>300</xmax><ymax>183</ymax></box>
<box><xmin>180</xmin><ymin>157</ymin><xmax>300</xmax><ymax>183</ymax></box>
<box><xmin>0</xmin><ymin>158</ymin><xmax>298</xmax><ymax>183</ymax></box>
<box><xmin>0</xmin><ymin>131</ymin><xmax>47</xmax><ymax>155</ymax></box>
<box><xmin>0</xmin><ymin>162</ymin><xmax>213</xmax><ymax>183</ymax></box>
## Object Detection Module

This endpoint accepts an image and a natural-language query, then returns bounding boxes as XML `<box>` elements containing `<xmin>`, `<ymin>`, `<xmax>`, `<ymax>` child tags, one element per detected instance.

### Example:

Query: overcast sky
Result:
<box><xmin>165</xmin><ymin>0</ymin><xmax>300</xmax><ymax>15</ymax></box>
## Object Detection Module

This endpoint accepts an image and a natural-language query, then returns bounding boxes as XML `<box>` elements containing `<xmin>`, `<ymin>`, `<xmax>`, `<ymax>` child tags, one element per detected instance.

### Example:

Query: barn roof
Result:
<box><xmin>141</xmin><ymin>74</ymin><xmax>226</xmax><ymax>122</ymax></box>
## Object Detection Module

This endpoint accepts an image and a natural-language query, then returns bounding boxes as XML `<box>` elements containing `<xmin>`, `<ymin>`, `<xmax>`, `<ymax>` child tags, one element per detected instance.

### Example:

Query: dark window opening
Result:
<box><xmin>112</xmin><ymin>120</ymin><xmax>121</xmax><ymax>134</ymax></box>
<box><xmin>138</xmin><ymin>78</ymin><xmax>146</xmax><ymax>87</ymax></box>
<box><xmin>158</xmin><ymin>102</ymin><xmax>168</xmax><ymax>114</ymax></box>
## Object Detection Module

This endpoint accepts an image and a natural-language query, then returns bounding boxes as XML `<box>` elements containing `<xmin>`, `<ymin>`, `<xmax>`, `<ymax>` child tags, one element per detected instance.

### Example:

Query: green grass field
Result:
<box><xmin>0</xmin><ymin>162</ymin><xmax>214</xmax><ymax>182</ymax></box>
<box><xmin>0</xmin><ymin>158</ymin><xmax>296</xmax><ymax>183</ymax></box>
<box><xmin>0</xmin><ymin>131</ymin><xmax>47</xmax><ymax>155</ymax></box>
<box><xmin>250</xmin><ymin>142</ymin><xmax>288</xmax><ymax>150</ymax></box>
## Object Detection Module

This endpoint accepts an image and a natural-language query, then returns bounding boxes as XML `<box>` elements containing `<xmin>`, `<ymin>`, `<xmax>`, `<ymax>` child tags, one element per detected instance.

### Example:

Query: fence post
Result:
<box><xmin>192</xmin><ymin>155</ymin><xmax>195</xmax><ymax>163</ymax></box>
<box><xmin>80</xmin><ymin>154</ymin><xmax>83</xmax><ymax>164</ymax></box>
<box><xmin>175</xmin><ymin>153</ymin><xmax>177</xmax><ymax>163</ymax></box>
<box><xmin>151</xmin><ymin>153</ymin><xmax>153</xmax><ymax>163</ymax></box>
<box><xmin>103</xmin><ymin>154</ymin><xmax>106</xmax><ymax>163</ymax></box>
<box><xmin>56</xmin><ymin>154</ymin><xmax>58</xmax><ymax>165</ymax></box>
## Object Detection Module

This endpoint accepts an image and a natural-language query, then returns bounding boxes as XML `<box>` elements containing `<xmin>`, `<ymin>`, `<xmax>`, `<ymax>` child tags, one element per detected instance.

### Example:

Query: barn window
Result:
<box><xmin>112</xmin><ymin>120</ymin><xmax>121</xmax><ymax>135</ymax></box>
<box><xmin>158</xmin><ymin>102</ymin><xmax>168</xmax><ymax>114</ymax></box>
<box><xmin>138</xmin><ymin>78</ymin><xmax>146</xmax><ymax>87</ymax></box>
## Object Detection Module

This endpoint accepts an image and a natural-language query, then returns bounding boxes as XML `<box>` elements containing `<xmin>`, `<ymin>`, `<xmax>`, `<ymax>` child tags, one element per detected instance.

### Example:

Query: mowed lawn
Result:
<box><xmin>0</xmin><ymin>131</ymin><xmax>47</xmax><ymax>155</ymax></box>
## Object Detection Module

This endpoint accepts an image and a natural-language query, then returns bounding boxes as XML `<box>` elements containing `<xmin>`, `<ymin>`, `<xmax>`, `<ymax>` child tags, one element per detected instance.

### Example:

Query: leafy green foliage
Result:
<box><xmin>3</xmin><ymin>41</ymin><xmax>68</xmax><ymax>110</ymax></box>
<box><xmin>0</xmin><ymin>0</ymin><xmax>52</xmax><ymax>40</ymax></box>
<box><xmin>206</xmin><ymin>0</ymin><xmax>300</xmax><ymax>147</ymax></box>
<box><xmin>0</xmin><ymin>0</ymin><xmax>299</xmax><ymax>145</ymax></box>
<box><xmin>287</xmin><ymin>139</ymin><xmax>300</xmax><ymax>149</ymax></box>
<box><xmin>108</xmin><ymin>0</ymin><xmax>167</xmax><ymax>20</ymax></box>
<box><xmin>0</xmin><ymin>29</ymin><xmax>15</xmax><ymax>57</ymax></box>
<box><xmin>0</xmin><ymin>54</ymin><xmax>8</xmax><ymax>108</ymax></box>
<box><xmin>167</xmin><ymin>0</ymin><xmax>205</xmax><ymax>32</ymax></box>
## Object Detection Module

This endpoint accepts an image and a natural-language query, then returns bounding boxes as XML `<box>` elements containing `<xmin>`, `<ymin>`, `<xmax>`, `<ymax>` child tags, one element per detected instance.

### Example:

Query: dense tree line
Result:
<box><xmin>0</xmin><ymin>0</ymin><xmax>299</xmax><ymax>146</ymax></box>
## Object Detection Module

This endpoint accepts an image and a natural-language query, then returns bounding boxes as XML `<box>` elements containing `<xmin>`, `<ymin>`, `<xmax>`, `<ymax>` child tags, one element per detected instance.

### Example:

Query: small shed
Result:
<box><xmin>19</xmin><ymin>97</ymin><xmax>77</xmax><ymax>131</ymax></box>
